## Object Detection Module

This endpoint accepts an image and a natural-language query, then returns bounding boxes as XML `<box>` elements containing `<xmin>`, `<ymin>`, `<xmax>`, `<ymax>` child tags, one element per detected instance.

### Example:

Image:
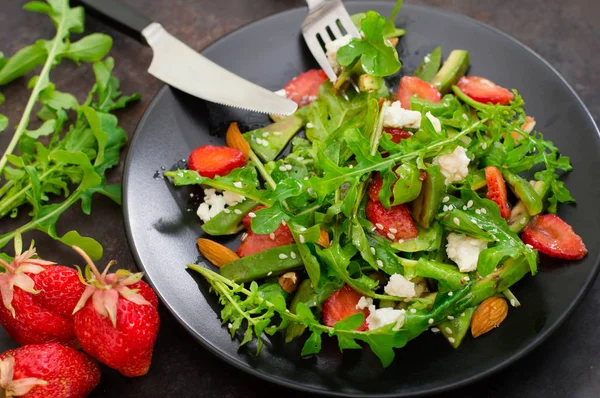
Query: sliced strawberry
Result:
<box><xmin>485</xmin><ymin>166</ymin><xmax>511</xmax><ymax>219</ymax></box>
<box><xmin>283</xmin><ymin>69</ymin><xmax>328</xmax><ymax>107</ymax></box>
<box><xmin>522</xmin><ymin>214</ymin><xmax>587</xmax><ymax>260</ymax></box>
<box><xmin>188</xmin><ymin>145</ymin><xmax>246</xmax><ymax>179</ymax></box>
<box><xmin>384</xmin><ymin>127</ymin><xmax>412</xmax><ymax>143</ymax></box>
<box><xmin>398</xmin><ymin>76</ymin><xmax>442</xmax><ymax>109</ymax></box>
<box><xmin>237</xmin><ymin>206</ymin><xmax>295</xmax><ymax>257</ymax></box>
<box><xmin>457</xmin><ymin>76</ymin><xmax>514</xmax><ymax>105</ymax></box>
<box><xmin>367</xmin><ymin>173</ymin><xmax>384</xmax><ymax>202</ymax></box>
<box><xmin>366</xmin><ymin>200</ymin><xmax>418</xmax><ymax>241</ymax></box>
<box><xmin>322</xmin><ymin>285</ymin><xmax>368</xmax><ymax>331</ymax></box>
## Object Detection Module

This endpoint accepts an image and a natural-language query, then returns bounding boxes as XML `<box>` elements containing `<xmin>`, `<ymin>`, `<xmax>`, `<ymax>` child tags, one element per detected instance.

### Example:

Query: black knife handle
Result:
<box><xmin>77</xmin><ymin>0</ymin><xmax>152</xmax><ymax>44</ymax></box>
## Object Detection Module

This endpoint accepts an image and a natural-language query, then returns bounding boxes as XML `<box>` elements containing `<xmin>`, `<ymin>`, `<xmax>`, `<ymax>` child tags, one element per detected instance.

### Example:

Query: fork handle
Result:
<box><xmin>305</xmin><ymin>0</ymin><xmax>326</xmax><ymax>11</ymax></box>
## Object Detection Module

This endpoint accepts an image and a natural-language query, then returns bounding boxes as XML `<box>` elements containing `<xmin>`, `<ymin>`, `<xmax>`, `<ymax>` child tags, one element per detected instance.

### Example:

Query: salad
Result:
<box><xmin>165</xmin><ymin>2</ymin><xmax>587</xmax><ymax>367</ymax></box>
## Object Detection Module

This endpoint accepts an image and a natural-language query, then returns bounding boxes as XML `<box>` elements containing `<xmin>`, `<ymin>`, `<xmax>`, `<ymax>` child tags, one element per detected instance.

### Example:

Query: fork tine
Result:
<box><xmin>328</xmin><ymin>22</ymin><xmax>344</xmax><ymax>40</ymax></box>
<box><xmin>337</xmin><ymin>13</ymin><xmax>361</xmax><ymax>38</ymax></box>
<box><xmin>302</xmin><ymin>33</ymin><xmax>337</xmax><ymax>82</ymax></box>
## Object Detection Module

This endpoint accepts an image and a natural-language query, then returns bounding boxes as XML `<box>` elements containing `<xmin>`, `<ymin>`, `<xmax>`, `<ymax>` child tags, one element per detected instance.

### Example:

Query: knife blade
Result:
<box><xmin>141</xmin><ymin>23</ymin><xmax>298</xmax><ymax>115</ymax></box>
<box><xmin>77</xmin><ymin>0</ymin><xmax>297</xmax><ymax>115</ymax></box>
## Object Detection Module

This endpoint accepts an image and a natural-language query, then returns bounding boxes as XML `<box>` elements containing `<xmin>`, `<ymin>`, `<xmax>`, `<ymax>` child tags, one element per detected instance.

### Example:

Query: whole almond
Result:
<box><xmin>316</xmin><ymin>229</ymin><xmax>330</xmax><ymax>248</ymax></box>
<box><xmin>226</xmin><ymin>122</ymin><xmax>251</xmax><ymax>159</ymax></box>
<box><xmin>278</xmin><ymin>272</ymin><xmax>299</xmax><ymax>293</ymax></box>
<box><xmin>197</xmin><ymin>238</ymin><xmax>239</xmax><ymax>267</ymax></box>
<box><xmin>471</xmin><ymin>297</ymin><xmax>508</xmax><ymax>338</ymax></box>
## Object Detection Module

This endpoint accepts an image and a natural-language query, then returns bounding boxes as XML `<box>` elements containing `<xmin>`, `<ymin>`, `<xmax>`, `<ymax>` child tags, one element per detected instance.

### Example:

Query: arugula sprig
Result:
<box><xmin>0</xmin><ymin>1</ymin><xmax>139</xmax><ymax>258</ymax></box>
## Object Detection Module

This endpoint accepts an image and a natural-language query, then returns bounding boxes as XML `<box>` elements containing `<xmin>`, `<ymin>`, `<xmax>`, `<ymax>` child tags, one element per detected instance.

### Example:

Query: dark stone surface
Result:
<box><xmin>0</xmin><ymin>0</ymin><xmax>598</xmax><ymax>397</ymax></box>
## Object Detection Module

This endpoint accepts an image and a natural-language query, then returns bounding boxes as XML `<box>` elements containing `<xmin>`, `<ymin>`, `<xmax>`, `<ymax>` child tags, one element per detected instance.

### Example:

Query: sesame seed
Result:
<box><xmin>279</xmin><ymin>253</ymin><xmax>288</xmax><ymax>259</ymax></box>
<box><xmin>462</xmin><ymin>114</ymin><xmax>468</xmax><ymax>121</ymax></box>
<box><xmin>387</xmin><ymin>233</ymin><xmax>396</xmax><ymax>240</ymax></box>
<box><xmin>442</xmin><ymin>196</ymin><xmax>450</xmax><ymax>203</ymax></box>
<box><xmin>448</xmin><ymin>292</ymin><xmax>453</xmax><ymax>297</ymax></box>
<box><xmin>431</xmin><ymin>327</ymin><xmax>440</xmax><ymax>333</ymax></box>
<box><xmin>285</xmin><ymin>165</ymin><xmax>293</xmax><ymax>171</ymax></box>
<box><xmin>467</xmin><ymin>200</ymin><xmax>474</xmax><ymax>208</ymax></box>
<box><xmin>306</xmin><ymin>123</ymin><xmax>314</xmax><ymax>128</ymax></box>
<box><xmin>234</xmin><ymin>209</ymin><xmax>242</xmax><ymax>215</ymax></box>
<box><xmin>475</xmin><ymin>209</ymin><xmax>481</xmax><ymax>214</ymax></box>
<box><xmin>370</xmin><ymin>247</ymin><xmax>376</xmax><ymax>255</ymax></box>
<box><xmin>461</xmin><ymin>312</ymin><xmax>466</xmax><ymax>317</ymax></box>
<box><xmin>241</xmin><ymin>232</ymin><xmax>248</xmax><ymax>241</ymax></box>
<box><xmin>453</xmin><ymin>217</ymin><xmax>460</xmax><ymax>226</ymax></box>
<box><xmin>267</xmin><ymin>271</ymin><xmax>273</xmax><ymax>276</ymax></box>
<box><xmin>428</xmin><ymin>318</ymin><xmax>434</xmax><ymax>325</ymax></box>
<box><xmin>348</xmin><ymin>165</ymin><xmax>354</xmax><ymax>169</ymax></box>
<box><xmin>445</xmin><ymin>327</ymin><xmax>453</xmax><ymax>334</ymax></box>
<box><xmin>269</xmin><ymin>233</ymin><xmax>275</xmax><ymax>240</ymax></box>
<box><xmin>481</xmin><ymin>142</ymin><xmax>487</xmax><ymax>150</ymax></box>
<box><xmin>510</xmin><ymin>299</ymin><xmax>516</xmax><ymax>306</ymax></box>
<box><xmin>448</xmin><ymin>205</ymin><xmax>454</xmax><ymax>210</ymax></box>
<box><xmin>397</xmin><ymin>239</ymin><xmax>405</xmax><ymax>244</ymax></box>
<box><xmin>248</xmin><ymin>212</ymin><xmax>256</xmax><ymax>218</ymax></box>
<box><xmin>224</xmin><ymin>209</ymin><xmax>231</xmax><ymax>214</ymax></box>
<box><xmin>371</xmin><ymin>227</ymin><xmax>376</xmax><ymax>231</ymax></box>
<box><xmin>262</xmin><ymin>132</ymin><xmax>270</xmax><ymax>137</ymax></box>
<box><xmin>233</xmin><ymin>181</ymin><xmax>243</xmax><ymax>188</ymax></box>
<box><xmin>279</xmin><ymin>166</ymin><xmax>287</xmax><ymax>172</ymax></box>
<box><xmin>281</xmin><ymin>220</ymin><xmax>287</xmax><ymax>226</ymax></box>
<box><xmin>481</xmin><ymin>208</ymin><xmax>487</xmax><ymax>214</ymax></box>
<box><xmin>463</xmin><ymin>276</ymin><xmax>470</xmax><ymax>281</ymax></box>
<box><xmin>300</xmin><ymin>227</ymin><xmax>307</xmax><ymax>232</ymax></box>
<box><xmin>375</xmin><ymin>223</ymin><xmax>384</xmax><ymax>230</ymax></box>
<box><xmin>410</xmin><ymin>308</ymin><xmax>417</xmax><ymax>314</ymax></box>
<box><xmin>448</xmin><ymin>337</ymin><xmax>455</xmax><ymax>343</ymax></box>
<box><xmin>308</xmin><ymin>188</ymin><xmax>314</xmax><ymax>195</ymax></box>
<box><xmin>376</xmin><ymin>260</ymin><xmax>384</xmax><ymax>268</ymax></box>
<box><xmin>304</xmin><ymin>176</ymin><xmax>309</xmax><ymax>180</ymax></box>
<box><xmin>273</xmin><ymin>131</ymin><xmax>282</xmax><ymax>136</ymax></box>
<box><xmin>190</xmin><ymin>193</ymin><xmax>194</xmax><ymax>198</ymax></box>
<box><xmin>389</xmin><ymin>228</ymin><xmax>398</xmax><ymax>234</ymax></box>
<box><xmin>462</xmin><ymin>205</ymin><xmax>468</xmax><ymax>210</ymax></box>
<box><xmin>299</xmin><ymin>235</ymin><xmax>305</xmax><ymax>243</ymax></box>
<box><xmin>447</xmin><ymin>316</ymin><xmax>455</xmax><ymax>320</ymax></box>
<box><xmin>525</xmin><ymin>244</ymin><xmax>534</xmax><ymax>249</ymax></box>
<box><xmin>443</xmin><ymin>205</ymin><xmax>449</xmax><ymax>212</ymax></box>
<box><xmin>228</xmin><ymin>323</ymin><xmax>233</xmax><ymax>329</ymax></box>
<box><xmin>289</xmin><ymin>251</ymin><xmax>297</xmax><ymax>259</ymax></box>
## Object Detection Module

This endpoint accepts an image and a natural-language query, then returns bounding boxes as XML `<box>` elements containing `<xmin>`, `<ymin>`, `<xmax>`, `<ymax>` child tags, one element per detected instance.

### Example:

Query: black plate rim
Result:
<box><xmin>122</xmin><ymin>2</ymin><xmax>600</xmax><ymax>396</ymax></box>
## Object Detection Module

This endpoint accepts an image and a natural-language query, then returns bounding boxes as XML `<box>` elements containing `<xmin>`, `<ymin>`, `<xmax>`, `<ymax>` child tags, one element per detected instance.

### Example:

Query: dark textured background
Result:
<box><xmin>1</xmin><ymin>0</ymin><xmax>599</xmax><ymax>397</ymax></box>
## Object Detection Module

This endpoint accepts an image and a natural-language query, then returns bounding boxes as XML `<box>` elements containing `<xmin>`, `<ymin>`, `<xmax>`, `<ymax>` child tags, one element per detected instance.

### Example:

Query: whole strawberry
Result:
<box><xmin>71</xmin><ymin>246</ymin><xmax>160</xmax><ymax>377</ymax></box>
<box><xmin>0</xmin><ymin>343</ymin><xmax>100</xmax><ymax>398</ymax></box>
<box><xmin>0</xmin><ymin>236</ymin><xmax>84</xmax><ymax>346</ymax></box>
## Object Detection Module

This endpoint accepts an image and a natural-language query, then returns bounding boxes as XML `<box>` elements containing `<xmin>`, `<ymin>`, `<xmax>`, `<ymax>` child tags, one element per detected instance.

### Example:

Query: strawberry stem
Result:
<box><xmin>72</xmin><ymin>245</ymin><xmax>103</xmax><ymax>283</ymax></box>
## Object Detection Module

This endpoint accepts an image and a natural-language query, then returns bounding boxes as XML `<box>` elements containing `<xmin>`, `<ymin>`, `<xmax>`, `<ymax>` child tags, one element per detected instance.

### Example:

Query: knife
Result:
<box><xmin>78</xmin><ymin>0</ymin><xmax>298</xmax><ymax>115</ymax></box>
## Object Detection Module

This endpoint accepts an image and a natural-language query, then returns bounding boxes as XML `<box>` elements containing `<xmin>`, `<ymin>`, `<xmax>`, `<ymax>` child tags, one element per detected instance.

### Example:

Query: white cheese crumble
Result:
<box><xmin>425</xmin><ymin>111</ymin><xmax>442</xmax><ymax>133</ymax></box>
<box><xmin>366</xmin><ymin>306</ymin><xmax>406</xmax><ymax>331</ymax></box>
<box><xmin>384</xmin><ymin>274</ymin><xmax>416</xmax><ymax>298</ymax></box>
<box><xmin>446</xmin><ymin>232</ymin><xmax>488</xmax><ymax>273</ymax></box>
<box><xmin>434</xmin><ymin>146</ymin><xmax>470</xmax><ymax>185</ymax></box>
<box><xmin>325</xmin><ymin>34</ymin><xmax>353</xmax><ymax>72</ymax></box>
<box><xmin>383</xmin><ymin>101</ymin><xmax>421</xmax><ymax>129</ymax></box>
<box><xmin>196</xmin><ymin>189</ymin><xmax>246</xmax><ymax>223</ymax></box>
<box><xmin>356</xmin><ymin>296</ymin><xmax>373</xmax><ymax>310</ymax></box>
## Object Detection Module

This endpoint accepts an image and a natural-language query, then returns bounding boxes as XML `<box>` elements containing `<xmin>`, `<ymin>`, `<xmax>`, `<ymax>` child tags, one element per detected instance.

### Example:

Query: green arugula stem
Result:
<box><xmin>249</xmin><ymin>151</ymin><xmax>276</xmax><ymax>190</ymax></box>
<box><xmin>0</xmin><ymin>10</ymin><xmax>68</xmax><ymax>175</ymax></box>
<box><xmin>0</xmin><ymin>164</ymin><xmax>61</xmax><ymax>216</ymax></box>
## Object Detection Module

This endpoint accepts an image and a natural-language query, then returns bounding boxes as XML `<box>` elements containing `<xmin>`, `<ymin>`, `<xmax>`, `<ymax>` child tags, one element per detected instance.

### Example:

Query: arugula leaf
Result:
<box><xmin>382</xmin><ymin>0</ymin><xmax>406</xmax><ymax>39</ymax></box>
<box><xmin>337</xmin><ymin>11</ymin><xmax>401</xmax><ymax>77</ymax></box>
<box><xmin>61</xmin><ymin>33</ymin><xmax>112</xmax><ymax>63</ymax></box>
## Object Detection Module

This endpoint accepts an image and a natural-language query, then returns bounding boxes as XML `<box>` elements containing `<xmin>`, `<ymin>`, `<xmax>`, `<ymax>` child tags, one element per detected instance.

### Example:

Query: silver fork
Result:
<box><xmin>301</xmin><ymin>0</ymin><xmax>361</xmax><ymax>82</ymax></box>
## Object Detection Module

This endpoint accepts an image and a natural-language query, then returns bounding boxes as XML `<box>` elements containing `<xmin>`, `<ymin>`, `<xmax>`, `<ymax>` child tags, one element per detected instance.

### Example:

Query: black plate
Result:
<box><xmin>123</xmin><ymin>2</ymin><xmax>600</xmax><ymax>396</ymax></box>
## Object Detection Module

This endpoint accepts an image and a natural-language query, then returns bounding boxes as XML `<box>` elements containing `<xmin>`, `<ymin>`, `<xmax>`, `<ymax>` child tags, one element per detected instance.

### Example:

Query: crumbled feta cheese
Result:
<box><xmin>222</xmin><ymin>191</ymin><xmax>245</xmax><ymax>206</ymax></box>
<box><xmin>446</xmin><ymin>232</ymin><xmax>488</xmax><ymax>272</ymax></box>
<box><xmin>196</xmin><ymin>189</ymin><xmax>226</xmax><ymax>223</ymax></box>
<box><xmin>383</xmin><ymin>101</ymin><xmax>421</xmax><ymax>129</ymax></box>
<box><xmin>434</xmin><ymin>146</ymin><xmax>470</xmax><ymax>185</ymax></box>
<box><xmin>356</xmin><ymin>296</ymin><xmax>373</xmax><ymax>310</ymax></box>
<box><xmin>384</xmin><ymin>274</ymin><xmax>416</xmax><ymax>298</ymax></box>
<box><xmin>366</xmin><ymin>307</ymin><xmax>406</xmax><ymax>331</ymax></box>
<box><xmin>325</xmin><ymin>34</ymin><xmax>353</xmax><ymax>72</ymax></box>
<box><xmin>425</xmin><ymin>111</ymin><xmax>442</xmax><ymax>133</ymax></box>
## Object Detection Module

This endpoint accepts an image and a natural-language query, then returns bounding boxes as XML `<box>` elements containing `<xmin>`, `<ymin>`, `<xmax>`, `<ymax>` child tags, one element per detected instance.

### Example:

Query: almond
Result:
<box><xmin>387</xmin><ymin>37</ymin><xmax>399</xmax><ymax>47</ymax></box>
<box><xmin>278</xmin><ymin>272</ymin><xmax>299</xmax><ymax>293</ymax></box>
<box><xmin>316</xmin><ymin>229</ymin><xmax>330</xmax><ymax>248</ymax></box>
<box><xmin>471</xmin><ymin>297</ymin><xmax>508</xmax><ymax>338</ymax></box>
<box><xmin>197</xmin><ymin>238</ymin><xmax>239</xmax><ymax>267</ymax></box>
<box><xmin>226</xmin><ymin>122</ymin><xmax>250</xmax><ymax>159</ymax></box>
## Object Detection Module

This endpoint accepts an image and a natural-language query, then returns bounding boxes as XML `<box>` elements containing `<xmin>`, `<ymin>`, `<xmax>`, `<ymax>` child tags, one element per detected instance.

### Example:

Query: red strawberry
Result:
<box><xmin>521</xmin><ymin>214</ymin><xmax>587</xmax><ymax>260</ymax></box>
<box><xmin>283</xmin><ymin>69</ymin><xmax>328</xmax><ymax>107</ymax></box>
<box><xmin>0</xmin><ymin>237</ymin><xmax>79</xmax><ymax>346</ymax></box>
<box><xmin>366</xmin><ymin>200</ymin><xmax>419</xmax><ymax>241</ymax></box>
<box><xmin>485</xmin><ymin>166</ymin><xmax>511</xmax><ymax>219</ymax></box>
<box><xmin>322</xmin><ymin>285</ymin><xmax>369</xmax><ymax>331</ymax></box>
<box><xmin>457</xmin><ymin>76</ymin><xmax>514</xmax><ymax>105</ymax></box>
<box><xmin>71</xmin><ymin>247</ymin><xmax>160</xmax><ymax>377</ymax></box>
<box><xmin>237</xmin><ymin>206</ymin><xmax>295</xmax><ymax>257</ymax></box>
<box><xmin>384</xmin><ymin>127</ymin><xmax>412</xmax><ymax>143</ymax></box>
<box><xmin>367</xmin><ymin>172</ymin><xmax>384</xmax><ymax>202</ymax></box>
<box><xmin>0</xmin><ymin>343</ymin><xmax>100</xmax><ymax>398</ymax></box>
<box><xmin>188</xmin><ymin>145</ymin><xmax>246</xmax><ymax>179</ymax></box>
<box><xmin>397</xmin><ymin>76</ymin><xmax>442</xmax><ymax>109</ymax></box>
